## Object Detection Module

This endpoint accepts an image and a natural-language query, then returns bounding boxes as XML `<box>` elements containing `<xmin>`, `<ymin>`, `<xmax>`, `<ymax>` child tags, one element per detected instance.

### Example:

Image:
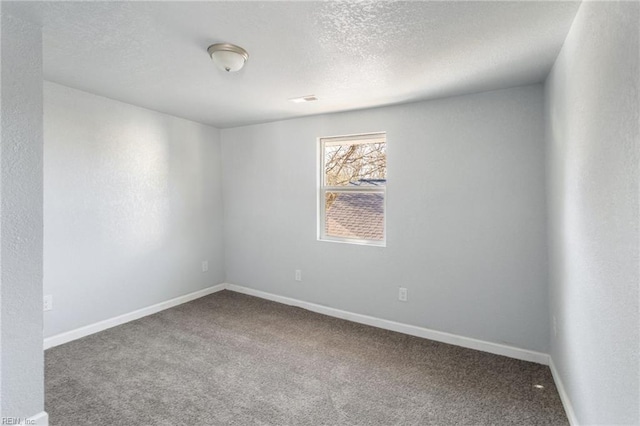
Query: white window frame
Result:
<box><xmin>318</xmin><ymin>132</ymin><xmax>387</xmax><ymax>247</ymax></box>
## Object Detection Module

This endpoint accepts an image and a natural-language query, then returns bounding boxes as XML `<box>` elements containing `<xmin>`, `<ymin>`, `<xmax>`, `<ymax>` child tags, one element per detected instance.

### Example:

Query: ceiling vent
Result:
<box><xmin>289</xmin><ymin>95</ymin><xmax>318</xmax><ymax>103</ymax></box>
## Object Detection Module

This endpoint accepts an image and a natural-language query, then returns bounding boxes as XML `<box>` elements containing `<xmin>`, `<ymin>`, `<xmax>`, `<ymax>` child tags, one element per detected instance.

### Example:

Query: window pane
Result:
<box><xmin>325</xmin><ymin>191</ymin><xmax>384</xmax><ymax>241</ymax></box>
<box><xmin>324</xmin><ymin>142</ymin><xmax>386</xmax><ymax>187</ymax></box>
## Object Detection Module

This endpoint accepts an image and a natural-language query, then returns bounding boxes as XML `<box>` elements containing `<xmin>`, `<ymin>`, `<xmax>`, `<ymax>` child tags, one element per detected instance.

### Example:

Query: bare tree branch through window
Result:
<box><xmin>324</xmin><ymin>142</ymin><xmax>386</xmax><ymax>208</ymax></box>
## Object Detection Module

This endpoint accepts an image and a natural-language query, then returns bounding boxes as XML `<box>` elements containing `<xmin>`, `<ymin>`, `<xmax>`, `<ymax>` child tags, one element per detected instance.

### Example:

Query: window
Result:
<box><xmin>319</xmin><ymin>132</ymin><xmax>386</xmax><ymax>246</ymax></box>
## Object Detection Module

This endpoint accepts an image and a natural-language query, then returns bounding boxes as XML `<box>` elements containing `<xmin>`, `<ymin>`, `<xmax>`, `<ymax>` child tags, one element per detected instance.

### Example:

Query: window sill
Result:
<box><xmin>318</xmin><ymin>236</ymin><xmax>386</xmax><ymax>247</ymax></box>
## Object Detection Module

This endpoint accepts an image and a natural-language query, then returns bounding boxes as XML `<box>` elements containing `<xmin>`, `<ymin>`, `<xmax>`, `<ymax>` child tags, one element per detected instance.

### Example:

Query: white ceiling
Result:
<box><xmin>5</xmin><ymin>1</ymin><xmax>581</xmax><ymax>128</ymax></box>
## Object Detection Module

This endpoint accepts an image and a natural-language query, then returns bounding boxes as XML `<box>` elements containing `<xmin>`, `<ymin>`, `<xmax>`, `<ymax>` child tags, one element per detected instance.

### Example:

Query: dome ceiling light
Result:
<box><xmin>207</xmin><ymin>43</ymin><xmax>249</xmax><ymax>73</ymax></box>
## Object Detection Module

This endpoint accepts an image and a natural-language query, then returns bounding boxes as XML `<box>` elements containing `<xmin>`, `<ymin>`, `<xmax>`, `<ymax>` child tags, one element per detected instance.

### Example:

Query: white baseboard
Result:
<box><xmin>225</xmin><ymin>283</ymin><xmax>550</xmax><ymax>365</ymax></box>
<box><xmin>44</xmin><ymin>284</ymin><xmax>226</xmax><ymax>349</ymax></box>
<box><xmin>549</xmin><ymin>357</ymin><xmax>578</xmax><ymax>425</ymax></box>
<box><xmin>27</xmin><ymin>411</ymin><xmax>48</xmax><ymax>426</ymax></box>
<box><xmin>44</xmin><ymin>282</ymin><xmax>550</xmax><ymax>366</ymax></box>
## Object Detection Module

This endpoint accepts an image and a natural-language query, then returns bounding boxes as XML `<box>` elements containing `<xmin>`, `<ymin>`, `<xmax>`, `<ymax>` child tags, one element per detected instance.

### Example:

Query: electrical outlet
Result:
<box><xmin>398</xmin><ymin>287</ymin><xmax>408</xmax><ymax>302</ymax></box>
<box><xmin>295</xmin><ymin>269</ymin><xmax>302</xmax><ymax>282</ymax></box>
<box><xmin>553</xmin><ymin>315</ymin><xmax>558</xmax><ymax>337</ymax></box>
<box><xmin>201</xmin><ymin>261</ymin><xmax>209</xmax><ymax>272</ymax></box>
<box><xmin>43</xmin><ymin>295</ymin><xmax>53</xmax><ymax>312</ymax></box>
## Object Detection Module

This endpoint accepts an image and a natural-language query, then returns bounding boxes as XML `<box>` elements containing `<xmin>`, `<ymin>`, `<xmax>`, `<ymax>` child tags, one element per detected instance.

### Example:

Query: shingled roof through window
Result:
<box><xmin>325</xmin><ymin>180</ymin><xmax>385</xmax><ymax>241</ymax></box>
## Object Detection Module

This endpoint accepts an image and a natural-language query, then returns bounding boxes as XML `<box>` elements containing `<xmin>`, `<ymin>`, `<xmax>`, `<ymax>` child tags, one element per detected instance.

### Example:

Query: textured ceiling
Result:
<box><xmin>5</xmin><ymin>1</ymin><xmax>581</xmax><ymax>128</ymax></box>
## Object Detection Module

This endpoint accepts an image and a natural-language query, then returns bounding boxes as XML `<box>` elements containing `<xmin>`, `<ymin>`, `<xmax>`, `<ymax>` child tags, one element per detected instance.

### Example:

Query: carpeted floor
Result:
<box><xmin>46</xmin><ymin>290</ymin><xmax>568</xmax><ymax>425</ymax></box>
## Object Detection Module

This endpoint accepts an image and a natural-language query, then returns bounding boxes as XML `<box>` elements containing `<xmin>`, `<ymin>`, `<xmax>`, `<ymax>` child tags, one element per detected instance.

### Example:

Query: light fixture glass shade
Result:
<box><xmin>207</xmin><ymin>43</ymin><xmax>248</xmax><ymax>73</ymax></box>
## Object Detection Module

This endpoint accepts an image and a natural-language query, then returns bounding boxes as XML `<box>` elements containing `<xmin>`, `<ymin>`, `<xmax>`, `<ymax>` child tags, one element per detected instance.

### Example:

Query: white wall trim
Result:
<box><xmin>549</xmin><ymin>357</ymin><xmax>579</xmax><ymax>425</ymax></box>
<box><xmin>27</xmin><ymin>411</ymin><xmax>49</xmax><ymax>426</ymax></box>
<box><xmin>44</xmin><ymin>281</ymin><xmax>551</xmax><ymax>365</ymax></box>
<box><xmin>225</xmin><ymin>283</ymin><xmax>550</xmax><ymax>365</ymax></box>
<box><xmin>44</xmin><ymin>284</ymin><xmax>226</xmax><ymax>349</ymax></box>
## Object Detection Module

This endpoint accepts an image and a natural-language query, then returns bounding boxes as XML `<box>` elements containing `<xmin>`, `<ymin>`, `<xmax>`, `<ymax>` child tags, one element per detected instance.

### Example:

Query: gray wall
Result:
<box><xmin>545</xmin><ymin>1</ymin><xmax>639</xmax><ymax>424</ymax></box>
<box><xmin>43</xmin><ymin>82</ymin><xmax>225</xmax><ymax>338</ymax></box>
<box><xmin>0</xmin><ymin>12</ymin><xmax>44</xmax><ymax>419</ymax></box>
<box><xmin>222</xmin><ymin>85</ymin><xmax>549</xmax><ymax>353</ymax></box>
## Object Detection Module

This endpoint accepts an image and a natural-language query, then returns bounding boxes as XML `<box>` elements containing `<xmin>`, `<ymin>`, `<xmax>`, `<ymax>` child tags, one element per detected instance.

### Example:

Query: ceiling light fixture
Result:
<box><xmin>207</xmin><ymin>43</ymin><xmax>249</xmax><ymax>73</ymax></box>
<box><xmin>289</xmin><ymin>95</ymin><xmax>318</xmax><ymax>103</ymax></box>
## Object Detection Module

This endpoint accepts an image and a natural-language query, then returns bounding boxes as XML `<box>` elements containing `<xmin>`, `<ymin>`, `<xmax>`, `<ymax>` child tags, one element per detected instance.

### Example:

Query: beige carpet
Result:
<box><xmin>45</xmin><ymin>290</ymin><xmax>568</xmax><ymax>425</ymax></box>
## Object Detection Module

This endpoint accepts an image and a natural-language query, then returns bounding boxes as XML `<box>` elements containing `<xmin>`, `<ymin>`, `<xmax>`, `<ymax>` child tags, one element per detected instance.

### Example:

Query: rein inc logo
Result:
<box><xmin>1</xmin><ymin>419</ymin><xmax>36</xmax><ymax>425</ymax></box>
